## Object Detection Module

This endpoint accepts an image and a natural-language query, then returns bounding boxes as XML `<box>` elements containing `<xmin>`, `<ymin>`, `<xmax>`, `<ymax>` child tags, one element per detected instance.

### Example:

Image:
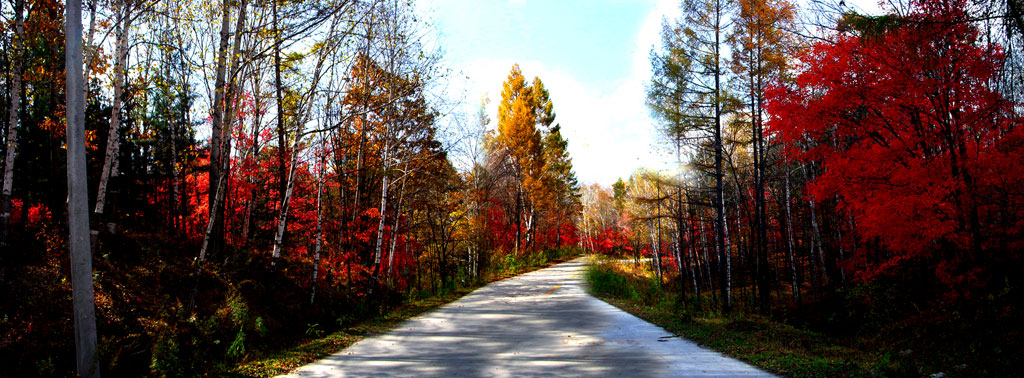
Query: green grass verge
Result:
<box><xmin>584</xmin><ymin>257</ymin><xmax>884</xmax><ymax>378</ymax></box>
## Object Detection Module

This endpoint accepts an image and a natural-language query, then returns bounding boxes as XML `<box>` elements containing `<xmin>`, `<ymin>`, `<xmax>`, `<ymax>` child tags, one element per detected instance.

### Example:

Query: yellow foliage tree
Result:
<box><xmin>493</xmin><ymin>64</ymin><xmax>546</xmax><ymax>253</ymax></box>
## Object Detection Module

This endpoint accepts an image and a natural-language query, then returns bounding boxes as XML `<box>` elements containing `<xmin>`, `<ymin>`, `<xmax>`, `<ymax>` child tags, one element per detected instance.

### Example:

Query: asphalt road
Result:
<box><xmin>280</xmin><ymin>257</ymin><xmax>775</xmax><ymax>377</ymax></box>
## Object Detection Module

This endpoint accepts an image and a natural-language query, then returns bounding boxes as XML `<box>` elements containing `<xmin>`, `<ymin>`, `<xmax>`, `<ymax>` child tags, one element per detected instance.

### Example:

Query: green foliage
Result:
<box><xmin>611</xmin><ymin>178</ymin><xmax>626</xmax><ymax>211</ymax></box>
<box><xmin>227</xmin><ymin>291</ymin><xmax>249</xmax><ymax>326</ymax></box>
<box><xmin>254</xmin><ymin>317</ymin><xmax>268</xmax><ymax>337</ymax></box>
<box><xmin>488</xmin><ymin>247</ymin><xmax>583</xmax><ymax>280</ymax></box>
<box><xmin>227</xmin><ymin>329</ymin><xmax>247</xmax><ymax>359</ymax></box>
<box><xmin>150</xmin><ymin>331</ymin><xmax>185</xmax><ymax>378</ymax></box>
<box><xmin>305</xmin><ymin>323</ymin><xmax>323</xmax><ymax>338</ymax></box>
<box><xmin>585</xmin><ymin>263</ymin><xmax>638</xmax><ymax>300</ymax></box>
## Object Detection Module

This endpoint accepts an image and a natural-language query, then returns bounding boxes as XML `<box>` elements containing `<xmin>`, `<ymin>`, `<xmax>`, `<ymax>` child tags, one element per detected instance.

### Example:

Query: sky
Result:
<box><xmin>420</xmin><ymin>0</ymin><xmax>884</xmax><ymax>187</ymax></box>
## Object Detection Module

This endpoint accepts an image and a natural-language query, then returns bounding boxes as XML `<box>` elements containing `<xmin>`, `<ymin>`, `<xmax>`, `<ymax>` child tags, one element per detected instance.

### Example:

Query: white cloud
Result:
<box><xmin>442</xmin><ymin>0</ymin><xmax>684</xmax><ymax>187</ymax></box>
<box><xmin>451</xmin><ymin>58</ymin><xmax>660</xmax><ymax>187</ymax></box>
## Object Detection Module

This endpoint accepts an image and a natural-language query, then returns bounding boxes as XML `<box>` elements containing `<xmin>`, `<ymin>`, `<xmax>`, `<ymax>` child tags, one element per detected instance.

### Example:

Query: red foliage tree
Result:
<box><xmin>766</xmin><ymin>0</ymin><xmax>1024</xmax><ymax>290</ymax></box>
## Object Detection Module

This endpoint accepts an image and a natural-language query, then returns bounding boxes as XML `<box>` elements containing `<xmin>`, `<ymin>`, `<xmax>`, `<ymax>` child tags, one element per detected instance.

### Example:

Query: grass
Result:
<box><xmin>220</xmin><ymin>249</ymin><xmax>584</xmax><ymax>377</ymax></box>
<box><xmin>584</xmin><ymin>257</ymin><xmax>885</xmax><ymax>378</ymax></box>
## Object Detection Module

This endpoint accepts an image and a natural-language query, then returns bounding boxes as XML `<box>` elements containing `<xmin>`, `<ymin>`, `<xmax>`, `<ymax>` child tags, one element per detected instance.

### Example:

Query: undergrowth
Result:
<box><xmin>583</xmin><ymin>256</ymin><xmax>945</xmax><ymax>378</ymax></box>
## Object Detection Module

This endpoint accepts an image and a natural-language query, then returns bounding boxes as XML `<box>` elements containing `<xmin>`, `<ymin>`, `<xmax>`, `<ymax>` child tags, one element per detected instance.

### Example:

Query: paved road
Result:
<box><xmin>280</xmin><ymin>257</ymin><xmax>775</xmax><ymax>377</ymax></box>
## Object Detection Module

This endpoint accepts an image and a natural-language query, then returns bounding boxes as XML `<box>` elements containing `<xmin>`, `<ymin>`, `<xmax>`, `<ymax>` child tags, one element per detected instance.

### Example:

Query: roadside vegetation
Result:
<box><xmin>585</xmin><ymin>256</ymin><xmax>1011</xmax><ymax>377</ymax></box>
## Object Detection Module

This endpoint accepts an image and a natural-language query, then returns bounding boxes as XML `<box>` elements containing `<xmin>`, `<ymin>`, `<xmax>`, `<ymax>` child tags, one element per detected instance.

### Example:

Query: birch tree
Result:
<box><xmin>0</xmin><ymin>0</ymin><xmax>24</xmax><ymax>249</ymax></box>
<box><xmin>93</xmin><ymin>0</ymin><xmax>135</xmax><ymax>223</ymax></box>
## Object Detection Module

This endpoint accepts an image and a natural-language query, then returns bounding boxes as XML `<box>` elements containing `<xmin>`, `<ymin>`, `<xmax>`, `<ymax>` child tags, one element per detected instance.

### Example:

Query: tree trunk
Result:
<box><xmin>755</xmin><ymin>42</ymin><xmax>770</xmax><ymax>314</ymax></box>
<box><xmin>515</xmin><ymin>181</ymin><xmax>523</xmax><ymax>255</ymax></box>
<box><xmin>809</xmin><ymin>194</ymin><xmax>827</xmax><ymax>286</ymax></box>
<box><xmin>684</xmin><ymin>222</ymin><xmax>699</xmax><ymax>299</ymax></box>
<box><xmin>169</xmin><ymin>37</ymin><xmax>181</xmax><ymax>229</ymax></box>
<box><xmin>527</xmin><ymin>207</ymin><xmax>537</xmax><ymax>252</ymax></box>
<box><xmin>310</xmin><ymin>167</ymin><xmax>324</xmax><ymax>304</ymax></box>
<box><xmin>199</xmin><ymin>168</ymin><xmax>228</xmax><ymax>263</ymax></box>
<box><xmin>837</xmin><ymin>227</ymin><xmax>846</xmax><ymax>283</ymax></box>
<box><xmin>217</xmin><ymin>0</ymin><xmax>248</xmax><ymax>255</ymax></box>
<box><xmin>699</xmin><ymin>216</ymin><xmax>715</xmax><ymax>302</ymax></box>
<box><xmin>684</xmin><ymin>204</ymin><xmax>700</xmax><ymax>299</ymax></box>
<box><xmin>271</xmin><ymin>140</ymin><xmax>301</xmax><ymax>265</ymax></box>
<box><xmin>269</xmin><ymin>23</ymin><xmax>331</xmax><ymax>266</ymax></box>
<box><xmin>65</xmin><ymin>1</ymin><xmax>101</xmax><ymax>375</ymax></box>
<box><xmin>239</xmin><ymin>90</ymin><xmax>261</xmax><ymax>245</ymax></box>
<box><xmin>201</xmin><ymin>0</ymin><xmax>247</xmax><ymax>262</ymax></box>
<box><xmin>372</xmin><ymin>145</ymin><xmax>391</xmax><ymax>276</ymax></box>
<box><xmin>82</xmin><ymin>0</ymin><xmax>97</xmax><ymax>101</ymax></box>
<box><xmin>386</xmin><ymin>166</ymin><xmax>408</xmax><ymax>283</ymax></box>
<box><xmin>712</xmin><ymin>0</ymin><xmax>730</xmax><ymax>312</ymax></box>
<box><xmin>784</xmin><ymin>164</ymin><xmax>799</xmax><ymax>303</ymax></box>
<box><xmin>207</xmin><ymin>0</ymin><xmax>234</xmax><ymax>258</ymax></box>
<box><xmin>273</xmin><ymin>0</ymin><xmax>288</xmax><ymax>202</ymax></box>
<box><xmin>94</xmin><ymin>2</ymin><xmax>132</xmax><ymax>218</ymax></box>
<box><xmin>671</xmin><ymin>229</ymin><xmax>684</xmax><ymax>291</ymax></box>
<box><xmin>1</xmin><ymin>0</ymin><xmax>25</xmax><ymax>250</ymax></box>
<box><xmin>650</xmin><ymin>220</ymin><xmax>662</xmax><ymax>283</ymax></box>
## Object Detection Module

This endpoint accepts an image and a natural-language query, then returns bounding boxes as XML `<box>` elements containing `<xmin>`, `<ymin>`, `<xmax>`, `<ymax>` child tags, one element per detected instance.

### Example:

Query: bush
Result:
<box><xmin>585</xmin><ymin>263</ymin><xmax>638</xmax><ymax>300</ymax></box>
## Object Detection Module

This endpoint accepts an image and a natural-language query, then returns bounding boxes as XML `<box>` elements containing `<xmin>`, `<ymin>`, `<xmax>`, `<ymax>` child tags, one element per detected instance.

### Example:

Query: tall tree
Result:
<box><xmin>728</xmin><ymin>0</ymin><xmax>795</xmax><ymax>312</ymax></box>
<box><xmin>65</xmin><ymin>0</ymin><xmax>100</xmax><ymax>375</ymax></box>
<box><xmin>200</xmin><ymin>0</ymin><xmax>237</xmax><ymax>262</ymax></box>
<box><xmin>0</xmin><ymin>0</ymin><xmax>25</xmax><ymax>249</ymax></box>
<box><xmin>648</xmin><ymin>17</ymin><xmax>694</xmax><ymax>301</ymax></box>
<box><xmin>494</xmin><ymin>64</ymin><xmax>543</xmax><ymax>255</ymax></box>
<box><xmin>651</xmin><ymin>0</ymin><xmax>735</xmax><ymax>311</ymax></box>
<box><xmin>93</xmin><ymin>0</ymin><xmax>134</xmax><ymax>221</ymax></box>
<box><xmin>542</xmin><ymin>123</ymin><xmax>580</xmax><ymax>243</ymax></box>
<box><xmin>271</xmin><ymin>17</ymin><xmax>343</xmax><ymax>266</ymax></box>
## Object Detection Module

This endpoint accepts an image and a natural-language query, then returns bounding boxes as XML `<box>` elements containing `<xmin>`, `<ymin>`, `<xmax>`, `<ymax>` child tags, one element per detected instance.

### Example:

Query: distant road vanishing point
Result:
<box><xmin>279</xmin><ymin>257</ymin><xmax>775</xmax><ymax>378</ymax></box>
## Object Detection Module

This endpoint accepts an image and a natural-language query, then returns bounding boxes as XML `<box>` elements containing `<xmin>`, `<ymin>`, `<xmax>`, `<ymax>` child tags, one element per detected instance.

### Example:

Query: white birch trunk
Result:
<box><xmin>372</xmin><ymin>144</ymin><xmax>390</xmax><ymax>274</ymax></box>
<box><xmin>1</xmin><ymin>0</ymin><xmax>25</xmax><ymax>248</ymax></box>
<box><xmin>198</xmin><ymin>172</ymin><xmax>227</xmax><ymax>263</ymax></box>
<box><xmin>310</xmin><ymin>170</ymin><xmax>324</xmax><ymax>304</ymax></box>
<box><xmin>649</xmin><ymin>220</ymin><xmax>661</xmax><ymax>282</ymax></box>
<box><xmin>271</xmin><ymin>143</ymin><xmax>301</xmax><ymax>265</ymax></box>
<box><xmin>722</xmin><ymin>198</ymin><xmax>732</xmax><ymax>307</ymax></box>
<box><xmin>386</xmin><ymin>168</ymin><xmax>408</xmax><ymax>282</ymax></box>
<box><xmin>809</xmin><ymin>194</ymin><xmax>827</xmax><ymax>283</ymax></box>
<box><xmin>268</xmin><ymin>21</ymin><xmax>331</xmax><ymax>265</ymax></box>
<box><xmin>94</xmin><ymin>5</ymin><xmax>131</xmax><ymax>216</ymax></box>
<box><xmin>784</xmin><ymin>164</ymin><xmax>799</xmax><ymax>302</ymax></box>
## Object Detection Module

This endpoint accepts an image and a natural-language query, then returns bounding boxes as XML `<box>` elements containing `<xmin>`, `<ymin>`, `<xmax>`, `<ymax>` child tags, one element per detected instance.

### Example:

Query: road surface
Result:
<box><xmin>280</xmin><ymin>257</ymin><xmax>775</xmax><ymax>377</ymax></box>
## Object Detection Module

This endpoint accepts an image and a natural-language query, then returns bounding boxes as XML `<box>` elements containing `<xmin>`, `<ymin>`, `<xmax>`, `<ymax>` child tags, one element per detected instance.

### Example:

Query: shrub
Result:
<box><xmin>585</xmin><ymin>263</ymin><xmax>638</xmax><ymax>300</ymax></box>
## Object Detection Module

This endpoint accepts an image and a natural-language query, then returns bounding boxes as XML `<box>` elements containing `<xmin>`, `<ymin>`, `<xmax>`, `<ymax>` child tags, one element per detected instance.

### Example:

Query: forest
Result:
<box><xmin>580</xmin><ymin>0</ymin><xmax>1024</xmax><ymax>375</ymax></box>
<box><xmin>0</xmin><ymin>0</ymin><xmax>582</xmax><ymax>376</ymax></box>
<box><xmin>2</xmin><ymin>0</ymin><xmax>1023</xmax><ymax>376</ymax></box>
